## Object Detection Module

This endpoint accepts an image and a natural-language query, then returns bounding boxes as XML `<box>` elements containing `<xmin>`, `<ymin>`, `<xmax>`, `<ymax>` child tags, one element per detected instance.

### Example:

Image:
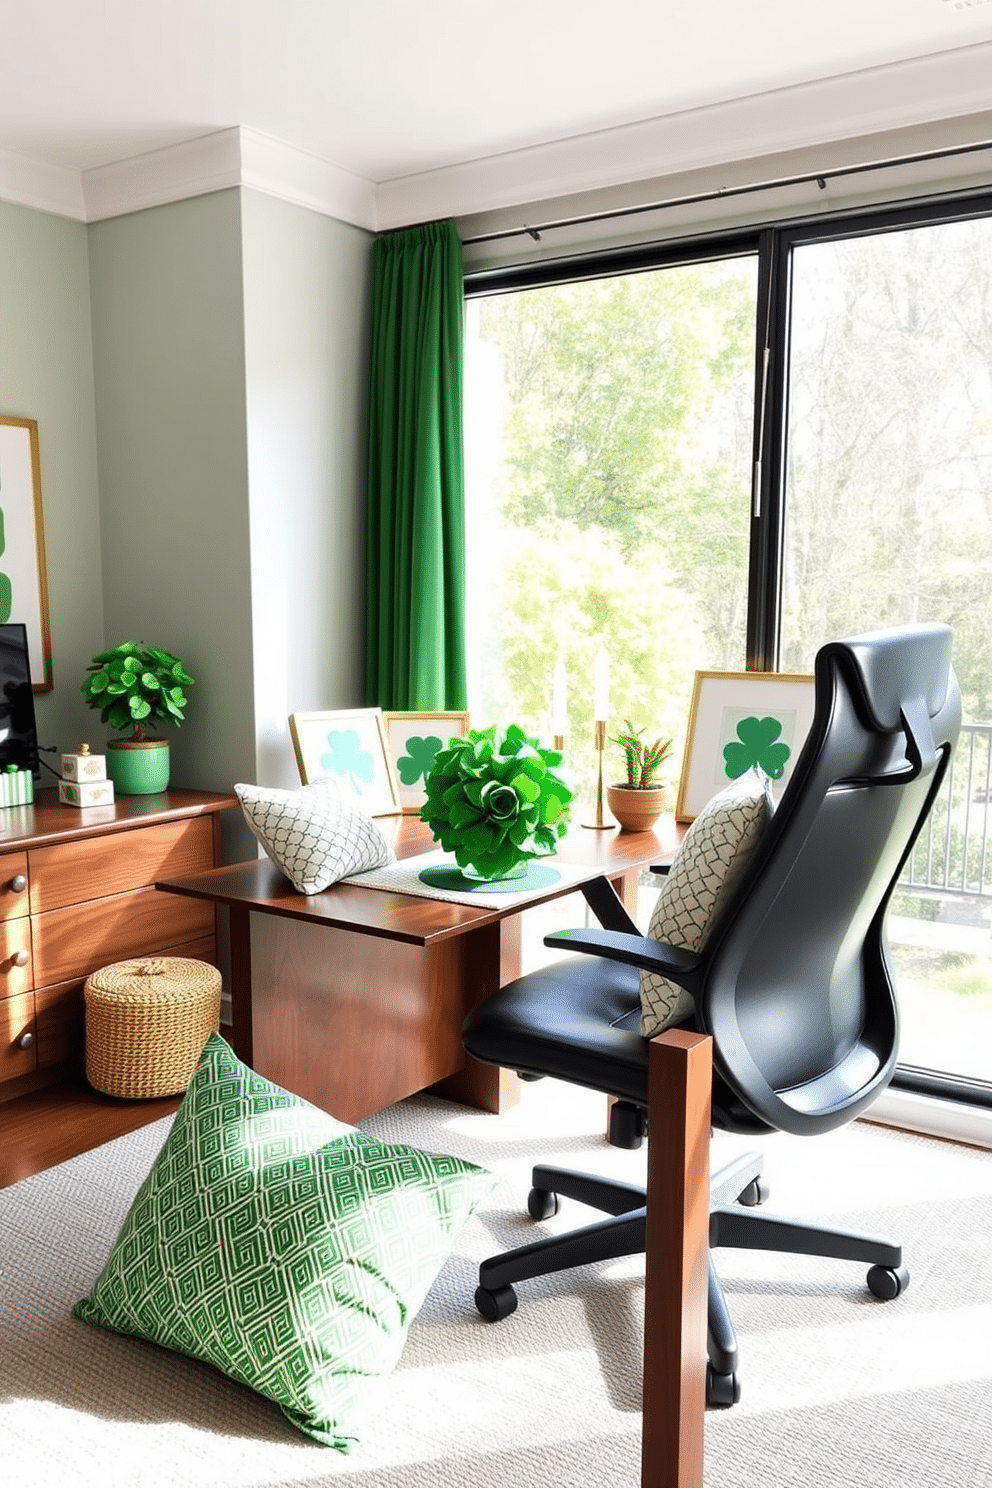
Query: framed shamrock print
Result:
<box><xmin>675</xmin><ymin>671</ymin><xmax>815</xmax><ymax>823</ymax></box>
<box><xmin>382</xmin><ymin>711</ymin><xmax>470</xmax><ymax>813</ymax></box>
<box><xmin>289</xmin><ymin>707</ymin><xmax>401</xmax><ymax>815</ymax></box>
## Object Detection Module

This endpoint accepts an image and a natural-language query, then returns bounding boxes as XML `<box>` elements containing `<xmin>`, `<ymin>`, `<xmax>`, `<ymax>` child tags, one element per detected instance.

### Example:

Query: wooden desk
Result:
<box><xmin>159</xmin><ymin>815</ymin><xmax>676</xmax><ymax>1124</ymax></box>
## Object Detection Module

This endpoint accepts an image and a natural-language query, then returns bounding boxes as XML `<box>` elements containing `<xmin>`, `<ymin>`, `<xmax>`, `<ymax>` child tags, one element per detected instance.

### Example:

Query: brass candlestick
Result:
<box><xmin>582</xmin><ymin>719</ymin><xmax>610</xmax><ymax>829</ymax></box>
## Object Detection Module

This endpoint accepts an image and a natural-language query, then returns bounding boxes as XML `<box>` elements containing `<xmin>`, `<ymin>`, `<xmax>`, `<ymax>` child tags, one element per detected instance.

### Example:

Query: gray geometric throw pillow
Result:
<box><xmin>235</xmin><ymin>776</ymin><xmax>395</xmax><ymax>893</ymax></box>
<box><xmin>640</xmin><ymin>769</ymin><xmax>772</xmax><ymax>1037</ymax></box>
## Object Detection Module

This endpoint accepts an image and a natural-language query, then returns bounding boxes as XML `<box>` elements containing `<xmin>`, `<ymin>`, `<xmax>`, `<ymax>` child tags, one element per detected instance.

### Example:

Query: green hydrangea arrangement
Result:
<box><xmin>421</xmin><ymin>724</ymin><xmax>573</xmax><ymax>880</ymax></box>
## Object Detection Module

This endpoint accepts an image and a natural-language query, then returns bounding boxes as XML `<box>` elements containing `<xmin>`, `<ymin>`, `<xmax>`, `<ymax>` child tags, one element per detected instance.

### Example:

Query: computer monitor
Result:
<box><xmin>0</xmin><ymin>623</ymin><xmax>40</xmax><ymax>778</ymax></box>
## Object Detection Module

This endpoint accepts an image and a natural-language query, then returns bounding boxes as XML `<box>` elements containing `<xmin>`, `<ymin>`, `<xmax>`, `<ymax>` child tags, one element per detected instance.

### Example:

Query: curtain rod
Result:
<box><xmin>461</xmin><ymin>138</ymin><xmax>992</xmax><ymax>246</ymax></box>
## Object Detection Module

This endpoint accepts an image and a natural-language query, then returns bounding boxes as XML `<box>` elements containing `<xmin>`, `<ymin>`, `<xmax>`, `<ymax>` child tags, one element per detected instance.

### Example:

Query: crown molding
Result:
<box><xmin>236</xmin><ymin>128</ymin><xmax>376</xmax><ymax>230</ymax></box>
<box><xmin>80</xmin><ymin>127</ymin><xmax>378</xmax><ymax>229</ymax></box>
<box><xmin>81</xmin><ymin>128</ymin><xmax>244</xmax><ymax>222</ymax></box>
<box><xmin>1</xmin><ymin>42</ymin><xmax>991</xmax><ymax>232</ymax></box>
<box><xmin>375</xmin><ymin>39</ymin><xmax>992</xmax><ymax>230</ymax></box>
<box><xmin>0</xmin><ymin>144</ymin><xmax>85</xmax><ymax>220</ymax></box>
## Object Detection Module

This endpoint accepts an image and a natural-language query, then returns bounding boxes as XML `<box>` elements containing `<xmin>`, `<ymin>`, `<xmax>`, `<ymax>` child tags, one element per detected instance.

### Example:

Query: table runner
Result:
<box><xmin>344</xmin><ymin>848</ymin><xmax>596</xmax><ymax>907</ymax></box>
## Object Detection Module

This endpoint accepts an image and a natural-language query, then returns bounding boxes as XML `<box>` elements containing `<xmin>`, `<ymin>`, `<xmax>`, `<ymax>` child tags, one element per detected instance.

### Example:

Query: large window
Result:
<box><xmin>465</xmin><ymin>194</ymin><xmax>992</xmax><ymax>1108</ymax></box>
<box><xmin>780</xmin><ymin>213</ymin><xmax>992</xmax><ymax>1089</ymax></box>
<box><xmin>465</xmin><ymin>252</ymin><xmax>758</xmax><ymax>804</ymax></box>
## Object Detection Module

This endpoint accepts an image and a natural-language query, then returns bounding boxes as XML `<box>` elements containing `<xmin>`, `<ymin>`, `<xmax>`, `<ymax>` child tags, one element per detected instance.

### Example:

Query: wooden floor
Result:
<box><xmin>0</xmin><ymin>1076</ymin><xmax>182</xmax><ymax>1189</ymax></box>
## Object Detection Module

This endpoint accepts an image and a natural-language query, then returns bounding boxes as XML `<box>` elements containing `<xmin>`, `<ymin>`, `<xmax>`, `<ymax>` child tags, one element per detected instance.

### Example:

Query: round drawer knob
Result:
<box><xmin>9</xmin><ymin>874</ymin><xmax>27</xmax><ymax>893</ymax></box>
<box><xmin>18</xmin><ymin>1031</ymin><xmax>33</xmax><ymax>1049</ymax></box>
<box><xmin>12</xmin><ymin>949</ymin><xmax>29</xmax><ymax>967</ymax></box>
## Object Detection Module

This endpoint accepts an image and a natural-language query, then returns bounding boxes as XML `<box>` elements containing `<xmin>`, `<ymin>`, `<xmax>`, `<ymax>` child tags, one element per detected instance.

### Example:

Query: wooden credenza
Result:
<box><xmin>0</xmin><ymin>787</ymin><xmax>236</xmax><ymax>1101</ymax></box>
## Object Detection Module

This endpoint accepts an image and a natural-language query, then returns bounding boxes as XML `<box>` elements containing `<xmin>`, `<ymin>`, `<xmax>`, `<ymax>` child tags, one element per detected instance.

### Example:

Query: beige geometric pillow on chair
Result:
<box><xmin>640</xmin><ymin>770</ymin><xmax>772</xmax><ymax>1037</ymax></box>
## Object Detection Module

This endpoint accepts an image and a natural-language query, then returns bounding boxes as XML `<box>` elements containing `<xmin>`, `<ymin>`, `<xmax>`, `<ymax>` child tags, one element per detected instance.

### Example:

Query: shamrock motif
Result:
<box><xmin>396</xmin><ymin>734</ymin><xmax>443</xmax><ymax>787</ymax></box>
<box><xmin>320</xmin><ymin>729</ymin><xmax>375</xmax><ymax>793</ymax></box>
<box><xmin>723</xmin><ymin>715</ymin><xmax>791</xmax><ymax>780</ymax></box>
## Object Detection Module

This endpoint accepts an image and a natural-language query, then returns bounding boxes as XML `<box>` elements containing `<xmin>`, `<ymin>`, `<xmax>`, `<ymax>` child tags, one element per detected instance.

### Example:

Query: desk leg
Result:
<box><xmin>610</xmin><ymin>866</ymin><xmax>642</xmax><ymax>919</ymax></box>
<box><xmin>641</xmin><ymin>1029</ymin><xmax>711</xmax><ymax>1488</ymax></box>
<box><xmin>431</xmin><ymin>917</ymin><xmax>522</xmax><ymax>1115</ymax></box>
<box><xmin>227</xmin><ymin>905</ymin><xmax>253</xmax><ymax>1066</ymax></box>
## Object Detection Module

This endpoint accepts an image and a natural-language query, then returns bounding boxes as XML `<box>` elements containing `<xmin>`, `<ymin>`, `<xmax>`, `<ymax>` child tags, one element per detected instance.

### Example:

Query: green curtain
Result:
<box><xmin>365</xmin><ymin>219</ymin><xmax>467</xmax><ymax>710</ymax></box>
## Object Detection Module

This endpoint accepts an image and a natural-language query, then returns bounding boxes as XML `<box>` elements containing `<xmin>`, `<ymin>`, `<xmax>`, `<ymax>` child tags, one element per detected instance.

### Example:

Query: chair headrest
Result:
<box><xmin>823</xmin><ymin>623</ymin><xmax>953</xmax><ymax>732</ymax></box>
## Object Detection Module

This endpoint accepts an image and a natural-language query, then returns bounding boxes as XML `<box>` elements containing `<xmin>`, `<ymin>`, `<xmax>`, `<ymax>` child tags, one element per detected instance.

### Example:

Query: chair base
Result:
<box><xmin>474</xmin><ymin>1150</ymin><xmax>908</xmax><ymax>1406</ymax></box>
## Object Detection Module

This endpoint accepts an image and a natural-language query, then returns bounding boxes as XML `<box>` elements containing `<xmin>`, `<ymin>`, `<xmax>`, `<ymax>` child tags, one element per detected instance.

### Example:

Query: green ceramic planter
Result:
<box><xmin>106</xmin><ymin>738</ymin><xmax>171</xmax><ymax>795</ymax></box>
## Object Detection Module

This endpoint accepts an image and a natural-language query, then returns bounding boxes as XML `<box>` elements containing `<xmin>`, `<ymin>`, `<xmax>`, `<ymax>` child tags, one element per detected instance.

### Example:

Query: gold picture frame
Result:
<box><xmin>0</xmin><ymin>416</ymin><xmax>52</xmax><ymax>691</ymax></box>
<box><xmin>289</xmin><ymin>707</ymin><xmax>401</xmax><ymax>815</ymax></box>
<box><xmin>382</xmin><ymin>710</ymin><xmax>471</xmax><ymax>813</ymax></box>
<box><xmin>676</xmin><ymin>670</ymin><xmax>816</xmax><ymax>822</ymax></box>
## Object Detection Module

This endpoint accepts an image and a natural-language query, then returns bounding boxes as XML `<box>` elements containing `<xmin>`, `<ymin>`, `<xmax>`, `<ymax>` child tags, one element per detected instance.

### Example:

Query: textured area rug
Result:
<box><xmin>1</xmin><ymin>1078</ymin><xmax>990</xmax><ymax>1488</ymax></box>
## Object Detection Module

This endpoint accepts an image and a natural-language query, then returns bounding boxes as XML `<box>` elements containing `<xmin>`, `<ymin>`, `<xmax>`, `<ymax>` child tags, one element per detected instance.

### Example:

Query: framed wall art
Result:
<box><xmin>675</xmin><ymin>671</ymin><xmax>816</xmax><ymax>822</ymax></box>
<box><xmin>289</xmin><ymin>707</ymin><xmax>401</xmax><ymax>815</ymax></box>
<box><xmin>382</xmin><ymin>710</ymin><xmax>471</xmax><ymax>813</ymax></box>
<box><xmin>0</xmin><ymin>417</ymin><xmax>52</xmax><ymax>691</ymax></box>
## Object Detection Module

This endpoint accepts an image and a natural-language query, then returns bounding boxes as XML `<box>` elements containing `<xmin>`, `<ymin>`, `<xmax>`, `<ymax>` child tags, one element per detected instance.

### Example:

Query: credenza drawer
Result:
<box><xmin>32</xmin><ymin>886</ymin><xmax>216</xmax><ymax>987</ymax></box>
<box><xmin>0</xmin><ymin>851</ymin><xmax>30</xmax><ymax>921</ymax></box>
<box><xmin>28</xmin><ymin>817</ymin><xmax>215</xmax><ymax>914</ymax></box>
<box><xmin>0</xmin><ymin>917</ymin><xmax>32</xmax><ymax>998</ymax></box>
<box><xmin>1</xmin><ymin>991</ymin><xmax>36</xmax><ymax>1079</ymax></box>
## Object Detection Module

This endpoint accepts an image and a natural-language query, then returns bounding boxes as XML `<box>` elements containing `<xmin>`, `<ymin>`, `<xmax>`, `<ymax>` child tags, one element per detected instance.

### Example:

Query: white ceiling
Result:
<box><xmin>2</xmin><ymin>0</ymin><xmax>992</xmax><ymax>227</ymax></box>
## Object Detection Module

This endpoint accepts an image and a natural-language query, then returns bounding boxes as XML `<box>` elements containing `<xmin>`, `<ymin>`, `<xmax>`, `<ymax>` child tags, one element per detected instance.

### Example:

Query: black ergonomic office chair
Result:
<box><xmin>462</xmin><ymin>624</ymin><xmax>961</xmax><ymax>1405</ymax></box>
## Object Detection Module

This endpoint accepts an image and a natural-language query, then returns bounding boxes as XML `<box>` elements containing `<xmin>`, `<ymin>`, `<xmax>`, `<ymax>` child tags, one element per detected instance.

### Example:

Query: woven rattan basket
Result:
<box><xmin>84</xmin><ymin>957</ymin><xmax>222</xmax><ymax>1099</ymax></box>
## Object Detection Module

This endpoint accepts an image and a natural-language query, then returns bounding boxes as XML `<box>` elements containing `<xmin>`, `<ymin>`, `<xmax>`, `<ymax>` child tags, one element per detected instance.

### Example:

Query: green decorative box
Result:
<box><xmin>0</xmin><ymin>765</ymin><xmax>34</xmax><ymax>808</ymax></box>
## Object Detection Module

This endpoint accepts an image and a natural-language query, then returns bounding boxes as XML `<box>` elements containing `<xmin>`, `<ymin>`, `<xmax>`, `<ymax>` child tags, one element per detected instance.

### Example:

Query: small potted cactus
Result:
<box><xmin>606</xmin><ymin>720</ymin><xmax>674</xmax><ymax>831</ymax></box>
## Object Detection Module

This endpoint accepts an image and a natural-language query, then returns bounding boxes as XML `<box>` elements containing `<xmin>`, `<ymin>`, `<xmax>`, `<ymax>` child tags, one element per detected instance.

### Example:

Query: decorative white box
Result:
<box><xmin>61</xmin><ymin>744</ymin><xmax>107</xmax><ymax>782</ymax></box>
<box><xmin>59</xmin><ymin>778</ymin><xmax>115</xmax><ymax>807</ymax></box>
<box><xmin>0</xmin><ymin>766</ymin><xmax>34</xmax><ymax>807</ymax></box>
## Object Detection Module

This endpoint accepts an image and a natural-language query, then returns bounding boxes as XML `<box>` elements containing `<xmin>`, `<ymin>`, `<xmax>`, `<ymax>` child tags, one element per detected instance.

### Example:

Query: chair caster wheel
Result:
<box><xmin>706</xmin><ymin>1365</ymin><xmax>741</xmax><ymax>1408</ymax></box>
<box><xmin>736</xmin><ymin>1178</ymin><xmax>770</xmax><ymax>1207</ymax></box>
<box><xmin>475</xmin><ymin>1284</ymin><xmax>518</xmax><ymax>1322</ymax></box>
<box><xmin>608</xmin><ymin>1101</ymin><xmax>646</xmax><ymax>1149</ymax></box>
<box><xmin>527</xmin><ymin>1187</ymin><xmax>559</xmax><ymax>1221</ymax></box>
<box><xmin>867</xmin><ymin>1264</ymin><xmax>910</xmax><ymax>1300</ymax></box>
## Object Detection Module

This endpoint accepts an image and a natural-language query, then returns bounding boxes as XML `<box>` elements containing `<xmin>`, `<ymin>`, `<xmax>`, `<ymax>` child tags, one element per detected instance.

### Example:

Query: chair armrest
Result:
<box><xmin>543</xmin><ymin>926</ymin><xmax>700</xmax><ymax>985</ymax></box>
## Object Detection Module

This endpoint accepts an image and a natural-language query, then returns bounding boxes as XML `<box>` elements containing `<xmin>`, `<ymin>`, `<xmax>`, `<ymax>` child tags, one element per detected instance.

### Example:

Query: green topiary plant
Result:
<box><xmin>611</xmin><ymin>720</ymin><xmax>673</xmax><ymax>789</ymax></box>
<box><xmin>421</xmin><ymin>723</ymin><xmax>573</xmax><ymax>880</ymax></box>
<box><xmin>81</xmin><ymin>642</ymin><xmax>195</xmax><ymax>741</ymax></box>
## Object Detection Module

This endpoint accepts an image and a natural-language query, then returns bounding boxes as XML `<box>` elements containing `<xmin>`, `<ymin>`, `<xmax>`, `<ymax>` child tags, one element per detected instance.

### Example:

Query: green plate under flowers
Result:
<box><xmin>419</xmin><ymin>862</ymin><xmax>562</xmax><ymax>893</ymax></box>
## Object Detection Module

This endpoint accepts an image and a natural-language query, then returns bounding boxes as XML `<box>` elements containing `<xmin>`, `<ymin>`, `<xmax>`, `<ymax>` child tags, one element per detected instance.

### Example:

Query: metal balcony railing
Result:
<box><xmin>900</xmin><ymin>722</ymin><xmax>992</xmax><ymax>899</ymax></box>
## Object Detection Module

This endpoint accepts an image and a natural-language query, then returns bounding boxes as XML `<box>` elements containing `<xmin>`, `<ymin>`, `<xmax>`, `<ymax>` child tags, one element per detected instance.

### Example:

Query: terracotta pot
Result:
<box><xmin>606</xmin><ymin>783</ymin><xmax>671</xmax><ymax>832</ymax></box>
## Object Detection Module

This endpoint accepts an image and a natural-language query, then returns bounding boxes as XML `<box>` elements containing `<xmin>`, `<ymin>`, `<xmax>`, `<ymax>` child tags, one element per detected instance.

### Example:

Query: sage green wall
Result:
<box><xmin>0</xmin><ymin>201</ymin><xmax>102</xmax><ymax>759</ymax></box>
<box><xmin>240</xmin><ymin>188</ymin><xmax>371</xmax><ymax>789</ymax></box>
<box><xmin>87</xmin><ymin>190</ymin><xmax>256</xmax><ymax>805</ymax></box>
<box><xmin>2</xmin><ymin>187</ymin><xmax>371</xmax><ymax>837</ymax></box>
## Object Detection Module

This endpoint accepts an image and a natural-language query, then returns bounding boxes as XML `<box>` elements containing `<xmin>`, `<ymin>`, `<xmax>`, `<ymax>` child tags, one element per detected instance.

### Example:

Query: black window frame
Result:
<box><xmin>466</xmin><ymin>185</ymin><xmax>992</xmax><ymax>672</ymax></box>
<box><xmin>464</xmin><ymin>182</ymin><xmax>992</xmax><ymax>1111</ymax></box>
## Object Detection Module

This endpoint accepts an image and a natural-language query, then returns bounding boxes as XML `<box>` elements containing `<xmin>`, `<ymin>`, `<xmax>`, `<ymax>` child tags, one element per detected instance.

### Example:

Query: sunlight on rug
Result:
<box><xmin>1</xmin><ymin>1076</ymin><xmax>990</xmax><ymax>1488</ymax></box>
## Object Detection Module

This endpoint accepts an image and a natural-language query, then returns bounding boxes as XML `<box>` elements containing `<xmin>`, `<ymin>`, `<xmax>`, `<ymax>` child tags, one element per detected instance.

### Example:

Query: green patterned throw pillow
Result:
<box><xmin>74</xmin><ymin>1033</ymin><xmax>496</xmax><ymax>1450</ymax></box>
